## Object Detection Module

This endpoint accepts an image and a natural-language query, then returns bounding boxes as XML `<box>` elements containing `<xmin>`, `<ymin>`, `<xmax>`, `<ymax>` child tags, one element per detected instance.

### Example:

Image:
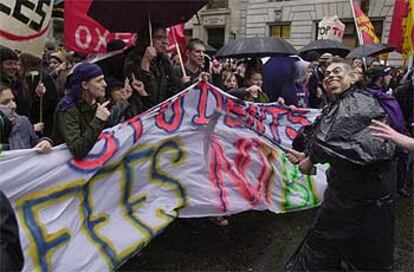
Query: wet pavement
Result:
<box><xmin>120</xmin><ymin>190</ymin><xmax>413</xmax><ymax>272</ymax></box>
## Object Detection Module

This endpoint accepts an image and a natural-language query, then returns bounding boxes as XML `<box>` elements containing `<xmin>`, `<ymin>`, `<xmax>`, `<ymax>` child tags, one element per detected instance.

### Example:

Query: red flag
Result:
<box><xmin>64</xmin><ymin>0</ymin><xmax>135</xmax><ymax>53</ymax></box>
<box><xmin>351</xmin><ymin>0</ymin><xmax>380</xmax><ymax>44</ymax></box>
<box><xmin>388</xmin><ymin>0</ymin><xmax>414</xmax><ymax>59</ymax></box>
<box><xmin>64</xmin><ymin>0</ymin><xmax>187</xmax><ymax>55</ymax></box>
<box><xmin>168</xmin><ymin>24</ymin><xmax>187</xmax><ymax>50</ymax></box>
<box><xmin>167</xmin><ymin>24</ymin><xmax>187</xmax><ymax>56</ymax></box>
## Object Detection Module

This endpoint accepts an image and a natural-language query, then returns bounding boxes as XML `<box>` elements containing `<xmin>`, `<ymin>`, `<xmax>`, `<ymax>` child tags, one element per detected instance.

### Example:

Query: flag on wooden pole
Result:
<box><xmin>350</xmin><ymin>0</ymin><xmax>380</xmax><ymax>45</ymax></box>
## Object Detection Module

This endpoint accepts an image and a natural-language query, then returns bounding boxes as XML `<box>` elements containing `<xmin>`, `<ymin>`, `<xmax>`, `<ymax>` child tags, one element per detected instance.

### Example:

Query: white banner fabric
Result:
<box><xmin>0</xmin><ymin>83</ymin><xmax>327</xmax><ymax>271</ymax></box>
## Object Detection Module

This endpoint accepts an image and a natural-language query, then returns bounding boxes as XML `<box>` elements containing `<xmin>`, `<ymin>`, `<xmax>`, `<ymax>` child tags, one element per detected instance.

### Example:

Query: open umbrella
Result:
<box><xmin>299</xmin><ymin>39</ymin><xmax>350</xmax><ymax>58</ymax></box>
<box><xmin>346</xmin><ymin>44</ymin><xmax>396</xmax><ymax>59</ymax></box>
<box><xmin>87</xmin><ymin>0</ymin><xmax>207</xmax><ymax>32</ymax></box>
<box><xmin>215</xmin><ymin>37</ymin><xmax>297</xmax><ymax>59</ymax></box>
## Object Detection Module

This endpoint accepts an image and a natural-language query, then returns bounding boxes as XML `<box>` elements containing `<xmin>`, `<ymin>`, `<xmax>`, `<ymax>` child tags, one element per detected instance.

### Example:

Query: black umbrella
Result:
<box><xmin>87</xmin><ymin>0</ymin><xmax>207</xmax><ymax>33</ymax></box>
<box><xmin>346</xmin><ymin>44</ymin><xmax>396</xmax><ymax>59</ymax></box>
<box><xmin>299</xmin><ymin>39</ymin><xmax>350</xmax><ymax>58</ymax></box>
<box><xmin>91</xmin><ymin>47</ymin><xmax>137</xmax><ymax>81</ymax></box>
<box><xmin>215</xmin><ymin>37</ymin><xmax>297</xmax><ymax>59</ymax></box>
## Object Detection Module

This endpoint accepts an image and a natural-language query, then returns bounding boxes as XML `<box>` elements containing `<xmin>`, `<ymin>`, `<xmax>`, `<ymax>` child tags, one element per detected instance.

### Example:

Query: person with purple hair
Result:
<box><xmin>52</xmin><ymin>63</ymin><xmax>132</xmax><ymax>159</ymax></box>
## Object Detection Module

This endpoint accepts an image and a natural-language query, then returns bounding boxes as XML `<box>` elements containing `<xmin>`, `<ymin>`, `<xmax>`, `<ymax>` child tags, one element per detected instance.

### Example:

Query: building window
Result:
<box><xmin>207</xmin><ymin>28</ymin><xmax>225</xmax><ymax>50</ymax></box>
<box><xmin>341</xmin><ymin>20</ymin><xmax>383</xmax><ymax>48</ymax></box>
<box><xmin>52</xmin><ymin>18</ymin><xmax>64</xmax><ymax>47</ymax></box>
<box><xmin>184</xmin><ymin>29</ymin><xmax>193</xmax><ymax>40</ymax></box>
<box><xmin>206</xmin><ymin>0</ymin><xmax>228</xmax><ymax>9</ymax></box>
<box><xmin>269</xmin><ymin>24</ymin><xmax>291</xmax><ymax>39</ymax></box>
<box><xmin>361</xmin><ymin>0</ymin><xmax>369</xmax><ymax>14</ymax></box>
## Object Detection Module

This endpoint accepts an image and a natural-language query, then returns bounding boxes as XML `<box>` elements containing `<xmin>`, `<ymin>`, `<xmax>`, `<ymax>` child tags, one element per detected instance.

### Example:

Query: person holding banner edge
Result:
<box><xmin>284</xmin><ymin>58</ymin><xmax>397</xmax><ymax>271</ymax></box>
<box><xmin>0</xmin><ymin>84</ymin><xmax>52</xmax><ymax>153</ymax></box>
<box><xmin>52</xmin><ymin>62</ymin><xmax>144</xmax><ymax>159</ymax></box>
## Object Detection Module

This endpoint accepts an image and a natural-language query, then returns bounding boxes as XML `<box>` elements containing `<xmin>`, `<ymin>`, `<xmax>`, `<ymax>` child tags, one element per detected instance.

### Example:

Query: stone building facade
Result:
<box><xmin>244</xmin><ymin>0</ymin><xmax>400</xmax><ymax>62</ymax></box>
<box><xmin>185</xmin><ymin>0</ymin><xmax>248</xmax><ymax>50</ymax></box>
<box><xmin>186</xmin><ymin>0</ymin><xmax>400</xmax><ymax>63</ymax></box>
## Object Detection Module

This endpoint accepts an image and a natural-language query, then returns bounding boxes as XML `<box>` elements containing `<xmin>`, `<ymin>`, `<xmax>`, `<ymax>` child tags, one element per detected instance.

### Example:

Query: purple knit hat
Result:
<box><xmin>60</xmin><ymin>62</ymin><xmax>103</xmax><ymax>111</ymax></box>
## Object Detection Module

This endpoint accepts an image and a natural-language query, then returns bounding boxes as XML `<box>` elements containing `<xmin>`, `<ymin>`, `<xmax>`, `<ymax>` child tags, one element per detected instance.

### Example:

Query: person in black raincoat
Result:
<box><xmin>285</xmin><ymin>58</ymin><xmax>397</xmax><ymax>271</ymax></box>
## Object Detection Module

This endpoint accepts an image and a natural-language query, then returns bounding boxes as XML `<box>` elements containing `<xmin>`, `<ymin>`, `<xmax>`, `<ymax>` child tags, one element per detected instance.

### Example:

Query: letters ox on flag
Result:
<box><xmin>64</xmin><ymin>0</ymin><xmax>135</xmax><ymax>53</ymax></box>
<box><xmin>0</xmin><ymin>0</ymin><xmax>54</xmax><ymax>57</ymax></box>
<box><xmin>0</xmin><ymin>83</ymin><xmax>327</xmax><ymax>271</ymax></box>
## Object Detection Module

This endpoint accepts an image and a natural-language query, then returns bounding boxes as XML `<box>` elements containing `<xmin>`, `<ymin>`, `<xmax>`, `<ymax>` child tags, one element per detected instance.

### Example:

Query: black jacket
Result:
<box><xmin>394</xmin><ymin>81</ymin><xmax>414</xmax><ymax>132</ymax></box>
<box><xmin>125</xmin><ymin>50</ymin><xmax>180</xmax><ymax>114</ymax></box>
<box><xmin>30</xmin><ymin>69</ymin><xmax>59</xmax><ymax>138</ymax></box>
<box><xmin>52</xmin><ymin>99</ymin><xmax>129</xmax><ymax>159</ymax></box>
<box><xmin>0</xmin><ymin>191</ymin><xmax>24</xmax><ymax>271</ymax></box>
<box><xmin>307</xmin><ymin>87</ymin><xmax>396</xmax><ymax>199</ymax></box>
<box><xmin>286</xmin><ymin>87</ymin><xmax>397</xmax><ymax>271</ymax></box>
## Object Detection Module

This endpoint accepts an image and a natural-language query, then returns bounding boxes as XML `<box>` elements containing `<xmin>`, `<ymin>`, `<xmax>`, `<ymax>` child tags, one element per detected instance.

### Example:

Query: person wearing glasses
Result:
<box><xmin>125</xmin><ymin>24</ymin><xmax>180</xmax><ymax>115</ymax></box>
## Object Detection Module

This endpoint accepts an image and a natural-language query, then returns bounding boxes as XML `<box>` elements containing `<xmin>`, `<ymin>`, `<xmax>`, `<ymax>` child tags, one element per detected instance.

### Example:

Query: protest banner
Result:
<box><xmin>0</xmin><ymin>83</ymin><xmax>327</xmax><ymax>271</ymax></box>
<box><xmin>0</xmin><ymin>0</ymin><xmax>54</xmax><ymax>57</ymax></box>
<box><xmin>317</xmin><ymin>16</ymin><xmax>345</xmax><ymax>42</ymax></box>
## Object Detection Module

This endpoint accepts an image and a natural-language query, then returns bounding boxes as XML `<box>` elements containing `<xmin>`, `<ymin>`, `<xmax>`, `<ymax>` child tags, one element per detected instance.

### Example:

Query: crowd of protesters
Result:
<box><xmin>1</xmin><ymin>23</ymin><xmax>414</xmax><ymax>271</ymax></box>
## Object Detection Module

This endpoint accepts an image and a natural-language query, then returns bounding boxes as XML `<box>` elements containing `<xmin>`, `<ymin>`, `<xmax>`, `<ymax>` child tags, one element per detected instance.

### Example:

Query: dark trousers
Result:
<box><xmin>396</xmin><ymin>152</ymin><xmax>412</xmax><ymax>192</ymax></box>
<box><xmin>284</xmin><ymin>188</ymin><xmax>395</xmax><ymax>272</ymax></box>
<box><xmin>0</xmin><ymin>191</ymin><xmax>24</xmax><ymax>272</ymax></box>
